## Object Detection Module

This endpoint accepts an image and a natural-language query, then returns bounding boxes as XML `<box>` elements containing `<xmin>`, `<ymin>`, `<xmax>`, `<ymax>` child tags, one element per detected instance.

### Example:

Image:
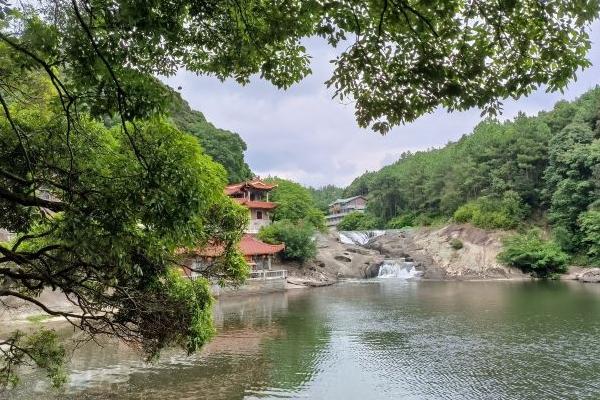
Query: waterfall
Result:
<box><xmin>338</xmin><ymin>230</ymin><xmax>386</xmax><ymax>246</ymax></box>
<box><xmin>377</xmin><ymin>259</ymin><xmax>422</xmax><ymax>279</ymax></box>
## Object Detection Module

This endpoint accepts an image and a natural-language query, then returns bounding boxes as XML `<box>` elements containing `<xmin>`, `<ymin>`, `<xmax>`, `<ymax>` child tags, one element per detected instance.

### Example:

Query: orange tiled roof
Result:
<box><xmin>225</xmin><ymin>179</ymin><xmax>277</xmax><ymax>195</ymax></box>
<box><xmin>233</xmin><ymin>198</ymin><xmax>277</xmax><ymax>209</ymax></box>
<box><xmin>183</xmin><ymin>235</ymin><xmax>284</xmax><ymax>257</ymax></box>
<box><xmin>239</xmin><ymin>235</ymin><xmax>285</xmax><ymax>256</ymax></box>
<box><xmin>224</xmin><ymin>183</ymin><xmax>244</xmax><ymax>196</ymax></box>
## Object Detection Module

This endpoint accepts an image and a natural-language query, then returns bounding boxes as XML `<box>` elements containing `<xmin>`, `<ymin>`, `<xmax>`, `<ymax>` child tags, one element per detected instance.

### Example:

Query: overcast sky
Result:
<box><xmin>164</xmin><ymin>21</ymin><xmax>600</xmax><ymax>188</ymax></box>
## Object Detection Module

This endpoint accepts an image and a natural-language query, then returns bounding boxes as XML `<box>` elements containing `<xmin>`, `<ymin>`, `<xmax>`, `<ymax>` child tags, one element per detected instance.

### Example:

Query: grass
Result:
<box><xmin>26</xmin><ymin>314</ymin><xmax>52</xmax><ymax>324</ymax></box>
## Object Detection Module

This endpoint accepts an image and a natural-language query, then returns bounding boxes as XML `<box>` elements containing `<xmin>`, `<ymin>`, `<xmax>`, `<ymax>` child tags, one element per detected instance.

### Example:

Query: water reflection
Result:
<box><xmin>4</xmin><ymin>289</ymin><xmax>330</xmax><ymax>400</ymax></box>
<box><xmin>5</xmin><ymin>281</ymin><xmax>600</xmax><ymax>399</ymax></box>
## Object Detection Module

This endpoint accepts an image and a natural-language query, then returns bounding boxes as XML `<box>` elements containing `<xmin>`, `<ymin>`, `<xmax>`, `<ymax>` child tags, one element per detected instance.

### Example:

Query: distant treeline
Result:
<box><xmin>314</xmin><ymin>88</ymin><xmax>600</xmax><ymax>264</ymax></box>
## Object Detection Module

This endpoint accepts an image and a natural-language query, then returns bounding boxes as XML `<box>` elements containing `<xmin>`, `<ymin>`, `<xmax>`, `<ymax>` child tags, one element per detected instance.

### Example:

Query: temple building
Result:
<box><xmin>225</xmin><ymin>179</ymin><xmax>278</xmax><ymax>234</ymax></box>
<box><xmin>181</xmin><ymin>179</ymin><xmax>287</xmax><ymax>287</ymax></box>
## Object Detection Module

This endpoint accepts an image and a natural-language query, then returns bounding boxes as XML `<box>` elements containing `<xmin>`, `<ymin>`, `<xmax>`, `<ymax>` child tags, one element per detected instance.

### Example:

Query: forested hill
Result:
<box><xmin>168</xmin><ymin>91</ymin><xmax>253</xmax><ymax>183</ymax></box>
<box><xmin>339</xmin><ymin>87</ymin><xmax>600</xmax><ymax>264</ymax></box>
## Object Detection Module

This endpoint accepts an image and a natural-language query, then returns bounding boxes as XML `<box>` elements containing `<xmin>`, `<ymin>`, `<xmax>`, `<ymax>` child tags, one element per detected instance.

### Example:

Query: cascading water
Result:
<box><xmin>338</xmin><ymin>230</ymin><xmax>386</xmax><ymax>246</ymax></box>
<box><xmin>377</xmin><ymin>258</ymin><xmax>422</xmax><ymax>279</ymax></box>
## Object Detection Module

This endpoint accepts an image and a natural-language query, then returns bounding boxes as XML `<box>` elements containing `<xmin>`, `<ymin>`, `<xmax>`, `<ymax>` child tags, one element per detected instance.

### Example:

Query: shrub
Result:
<box><xmin>386</xmin><ymin>213</ymin><xmax>415</xmax><ymax>229</ymax></box>
<box><xmin>453</xmin><ymin>191</ymin><xmax>528</xmax><ymax>229</ymax></box>
<box><xmin>453</xmin><ymin>202</ymin><xmax>477</xmax><ymax>223</ymax></box>
<box><xmin>450</xmin><ymin>238</ymin><xmax>463</xmax><ymax>250</ymax></box>
<box><xmin>337</xmin><ymin>212</ymin><xmax>381</xmax><ymax>231</ymax></box>
<box><xmin>497</xmin><ymin>229</ymin><xmax>568</xmax><ymax>277</ymax></box>
<box><xmin>258</xmin><ymin>220</ymin><xmax>316</xmax><ymax>262</ymax></box>
<box><xmin>413</xmin><ymin>214</ymin><xmax>434</xmax><ymax>226</ymax></box>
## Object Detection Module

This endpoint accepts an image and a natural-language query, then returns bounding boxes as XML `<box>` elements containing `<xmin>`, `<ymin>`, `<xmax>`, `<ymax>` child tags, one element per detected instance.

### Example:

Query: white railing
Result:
<box><xmin>186</xmin><ymin>269</ymin><xmax>287</xmax><ymax>281</ymax></box>
<box><xmin>249</xmin><ymin>269</ymin><xmax>287</xmax><ymax>280</ymax></box>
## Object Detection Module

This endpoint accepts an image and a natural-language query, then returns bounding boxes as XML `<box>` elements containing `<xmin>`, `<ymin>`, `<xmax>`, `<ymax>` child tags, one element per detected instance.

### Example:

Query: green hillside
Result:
<box><xmin>339</xmin><ymin>88</ymin><xmax>600</xmax><ymax>265</ymax></box>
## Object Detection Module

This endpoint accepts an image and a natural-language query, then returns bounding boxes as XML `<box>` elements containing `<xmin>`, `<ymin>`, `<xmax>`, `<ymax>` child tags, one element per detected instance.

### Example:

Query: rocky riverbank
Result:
<box><xmin>368</xmin><ymin>225</ymin><xmax>528</xmax><ymax>280</ymax></box>
<box><xmin>282</xmin><ymin>224</ymin><xmax>530</xmax><ymax>283</ymax></box>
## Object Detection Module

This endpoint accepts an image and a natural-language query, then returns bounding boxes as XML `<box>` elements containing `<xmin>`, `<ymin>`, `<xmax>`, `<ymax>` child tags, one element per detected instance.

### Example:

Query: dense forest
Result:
<box><xmin>324</xmin><ymin>88</ymin><xmax>600</xmax><ymax>265</ymax></box>
<box><xmin>169</xmin><ymin>91</ymin><xmax>253</xmax><ymax>183</ymax></box>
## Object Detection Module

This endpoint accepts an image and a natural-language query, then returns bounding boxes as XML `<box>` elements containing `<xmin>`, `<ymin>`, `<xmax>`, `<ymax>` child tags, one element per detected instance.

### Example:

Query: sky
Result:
<box><xmin>163</xmin><ymin>20</ymin><xmax>600</xmax><ymax>188</ymax></box>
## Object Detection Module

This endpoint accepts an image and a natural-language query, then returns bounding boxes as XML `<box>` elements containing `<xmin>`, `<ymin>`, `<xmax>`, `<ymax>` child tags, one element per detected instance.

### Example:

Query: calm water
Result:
<box><xmin>6</xmin><ymin>280</ymin><xmax>600</xmax><ymax>399</ymax></box>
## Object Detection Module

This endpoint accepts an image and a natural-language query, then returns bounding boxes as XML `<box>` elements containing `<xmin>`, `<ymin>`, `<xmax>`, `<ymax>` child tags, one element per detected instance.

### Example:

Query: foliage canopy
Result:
<box><xmin>1</xmin><ymin>0</ymin><xmax>596</xmax><ymax>133</ymax></box>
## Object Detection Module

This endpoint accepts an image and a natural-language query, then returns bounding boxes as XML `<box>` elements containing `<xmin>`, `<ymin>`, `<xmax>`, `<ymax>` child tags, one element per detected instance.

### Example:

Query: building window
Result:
<box><xmin>256</xmin><ymin>211</ymin><xmax>263</xmax><ymax>220</ymax></box>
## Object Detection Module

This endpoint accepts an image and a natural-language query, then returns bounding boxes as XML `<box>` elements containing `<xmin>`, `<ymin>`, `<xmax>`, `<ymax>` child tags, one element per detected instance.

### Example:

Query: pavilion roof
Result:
<box><xmin>233</xmin><ymin>198</ymin><xmax>277</xmax><ymax>209</ymax></box>
<box><xmin>182</xmin><ymin>234</ymin><xmax>284</xmax><ymax>258</ymax></box>
<box><xmin>239</xmin><ymin>235</ymin><xmax>285</xmax><ymax>256</ymax></box>
<box><xmin>225</xmin><ymin>179</ymin><xmax>277</xmax><ymax>195</ymax></box>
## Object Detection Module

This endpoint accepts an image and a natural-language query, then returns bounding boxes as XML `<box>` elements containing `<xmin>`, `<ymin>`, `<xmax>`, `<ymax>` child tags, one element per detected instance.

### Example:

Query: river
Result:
<box><xmin>5</xmin><ymin>280</ymin><xmax>600</xmax><ymax>399</ymax></box>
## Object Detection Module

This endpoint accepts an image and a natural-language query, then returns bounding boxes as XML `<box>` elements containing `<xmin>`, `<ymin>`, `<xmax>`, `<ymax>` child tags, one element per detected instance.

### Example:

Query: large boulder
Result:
<box><xmin>313</xmin><ymin>232</ymin><xmax>385</xmax><ymax>278</ymax></box>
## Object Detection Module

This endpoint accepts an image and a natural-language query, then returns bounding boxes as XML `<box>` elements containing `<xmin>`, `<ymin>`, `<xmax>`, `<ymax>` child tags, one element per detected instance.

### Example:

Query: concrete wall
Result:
<box><xmin>212</xmin><ymin>278</ymin><xmax>286</xmax><ymax>297</ymax></box>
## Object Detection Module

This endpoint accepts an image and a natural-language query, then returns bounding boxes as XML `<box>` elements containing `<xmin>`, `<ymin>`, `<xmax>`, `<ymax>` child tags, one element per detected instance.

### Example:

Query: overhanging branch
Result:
<box><xmin>0</xmin><ymin>187</ymin><xmax>67</xmax><ymax>212</ymax></box>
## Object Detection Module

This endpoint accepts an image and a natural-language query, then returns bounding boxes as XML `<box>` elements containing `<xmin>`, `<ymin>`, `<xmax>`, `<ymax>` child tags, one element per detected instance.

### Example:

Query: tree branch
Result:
<box><xmin>0</xmin><ymin>187</ymin><xmax>66</xmax><ymax>211</ymax></box>
<box><xmin>0</xmin><ymin>289</ymin><xmax>105</xmax><ymax>320</ymax></box>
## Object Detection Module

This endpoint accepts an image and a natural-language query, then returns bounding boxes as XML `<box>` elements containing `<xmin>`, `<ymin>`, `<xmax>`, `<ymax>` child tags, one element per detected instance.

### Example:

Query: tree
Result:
<box><xmin>266</xmin><ymin>178</ymin><xmax>326</xmax><ymax>230</ymax></box>
<box><xmin>258</xmin><ymin>220</ymin><xmax>316</xmax><ymax>262</ymax></box>
<box><xmin>344</xmin><ymin>87</ymin><xmax>600</xmax><ymax>263</ymax></box>
<box><xmin>579</xmin><ymin>211</ymin><xmax>600</xmax><ymax>265</ymax></box>
<box><xmin>168</xmin><ymin>91</ymin><xmax>253</xmax><ymax>183</ymax></box>
<box><xmin>0</xmin><ymin>52</ymin><xmax>248</xmax><ymax>386</ymax></box>
<box><xmin>544</xmin><ymin>120</ymin><xmax>600</xmax><ymax>252</ymax></box>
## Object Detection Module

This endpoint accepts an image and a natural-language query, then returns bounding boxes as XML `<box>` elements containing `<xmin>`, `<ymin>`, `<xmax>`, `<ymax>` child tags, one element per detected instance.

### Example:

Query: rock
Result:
<box><xmin>578</xmin><ymin>268</ymin><xmax>600</xmax><ymax>283</ymax></box>
<box><xmin>368</xmin><ymin>224</ymin><xmax>528</xmax><ymax>280</ymax></box>
<box><xmin>281</xmin><ymin>225</ymin><xmax>530</xmax><ymax>283</ymax></box>
<box><xmin>334</xmin><ymin>255</ymin><xmax>352</xmax><ymax>263</ymax></box>
<box><xmin>345</xmin><ymin>247</ymin><xmax>374</xmax><ymax>256</ymax></box>
<box><xmin>363</xmin><ymin>262</ymin><xmax>383</xmax><ymax>278</ymax></box>
<box><xmin>560</xmin><ymin>266</ymin><xmax>586</xmax><ymax>280</ymax></box>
